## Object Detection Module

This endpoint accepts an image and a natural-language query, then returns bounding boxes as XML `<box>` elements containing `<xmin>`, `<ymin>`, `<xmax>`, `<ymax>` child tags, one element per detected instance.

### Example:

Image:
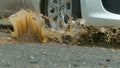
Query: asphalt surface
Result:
<box><xmin>0</xmin><ymin>43</ymin><xmax>120</xmax><ymax>68</ymax></box>
<box><xmin>0</xmin><ymin>20</ymin><xmax>120</xmax><ymax>68</ymax></box>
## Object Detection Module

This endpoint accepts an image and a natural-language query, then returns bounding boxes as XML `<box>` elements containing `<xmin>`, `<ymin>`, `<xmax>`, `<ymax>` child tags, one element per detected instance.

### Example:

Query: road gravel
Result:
<box><xmin>0</xmin><ymin>43</ymin><xmax>120</xmax><ymax>68</ymax></box>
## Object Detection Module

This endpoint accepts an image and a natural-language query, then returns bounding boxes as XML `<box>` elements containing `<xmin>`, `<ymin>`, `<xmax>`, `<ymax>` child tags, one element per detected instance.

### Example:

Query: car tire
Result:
<box><xmin>40</xmin><ymin>0</ymin><xmax>81</xmax><ymax>27</ymax></box>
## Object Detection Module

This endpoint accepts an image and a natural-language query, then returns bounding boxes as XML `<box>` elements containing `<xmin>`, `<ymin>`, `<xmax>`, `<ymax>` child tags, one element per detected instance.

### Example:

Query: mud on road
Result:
<box><xmin>0</xmin><ymin>9</ymin><xmax>120</xmax><ymax>68</ymax></box>
<box><xmin>0</xmin><ymin>9</ymin><xmax>120</xmax><ymax>48</ymax></box>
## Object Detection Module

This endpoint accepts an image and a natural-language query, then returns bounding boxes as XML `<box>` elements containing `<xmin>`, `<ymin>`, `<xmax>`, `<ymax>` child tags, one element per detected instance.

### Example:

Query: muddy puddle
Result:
<box><xmin>0</xmin><ymin>9</ymin><xmax>120</xmax><ymax>48</ymax></box>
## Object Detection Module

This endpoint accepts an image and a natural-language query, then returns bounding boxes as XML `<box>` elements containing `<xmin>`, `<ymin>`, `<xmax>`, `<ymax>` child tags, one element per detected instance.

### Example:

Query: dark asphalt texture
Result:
<box><xmin>0</xmin><ymin>43</ymin><xmax>119</xmax><ymax>68</ymax></box>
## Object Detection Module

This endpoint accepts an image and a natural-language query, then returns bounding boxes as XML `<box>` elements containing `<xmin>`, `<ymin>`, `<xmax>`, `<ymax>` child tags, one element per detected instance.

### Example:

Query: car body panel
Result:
<box><xmin>81</xmin><ymin>0</ymin><xmax>120</xmax><ymax>27</ymax></box>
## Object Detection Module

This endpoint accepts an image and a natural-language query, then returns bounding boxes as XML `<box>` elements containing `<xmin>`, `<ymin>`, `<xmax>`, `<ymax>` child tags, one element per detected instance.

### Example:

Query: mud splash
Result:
<box><xmin>8</xmin><ymin>9</ymin><xmax>47</xmax><ymax>43</ymax></box>
<box><xmin>4</xmin><ymin>9</ymin><xmax>120</xmax><ymax>48</ymax></box>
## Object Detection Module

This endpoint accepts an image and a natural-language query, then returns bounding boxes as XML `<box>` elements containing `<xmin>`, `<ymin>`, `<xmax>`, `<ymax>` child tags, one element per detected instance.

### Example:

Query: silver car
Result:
<box><xmin>1</xmin><ymin>0</ymin><xmax>120</xmax><ymax>27</ymax></box>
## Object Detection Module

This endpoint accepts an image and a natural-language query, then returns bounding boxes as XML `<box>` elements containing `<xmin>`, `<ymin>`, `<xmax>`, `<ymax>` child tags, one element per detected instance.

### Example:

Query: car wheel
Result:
<box><xmin>40</xmin><ymin>0</ymin><xmax>81</xmax><ymax>28</ymax></box>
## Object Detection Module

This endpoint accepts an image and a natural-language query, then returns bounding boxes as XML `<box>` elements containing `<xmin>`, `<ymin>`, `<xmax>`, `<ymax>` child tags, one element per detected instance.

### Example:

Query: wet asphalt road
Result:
<box><xmin>0</xmin><ymin>43</ymin><xmax>119</xmax><ymax>68</ymax></box>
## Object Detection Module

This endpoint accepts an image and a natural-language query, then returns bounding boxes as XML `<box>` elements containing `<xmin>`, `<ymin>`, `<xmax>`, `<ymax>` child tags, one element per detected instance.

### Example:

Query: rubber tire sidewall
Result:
<box><xmin>72</xmin><ymin>0</ymin><xmax>81</xmax><ymax>19</ymax></box>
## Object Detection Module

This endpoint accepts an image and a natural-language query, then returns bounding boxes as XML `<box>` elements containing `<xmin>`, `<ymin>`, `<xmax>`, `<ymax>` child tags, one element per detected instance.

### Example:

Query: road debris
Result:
<box><xmin>0</xmin><ymin>9</ymin><xmax>120</xmax><ymax>48</ymax></box>
<box><xmin>8</xmin><ymin>9</ymin><xmax>47</xmax><ymax>43</ymax></box>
